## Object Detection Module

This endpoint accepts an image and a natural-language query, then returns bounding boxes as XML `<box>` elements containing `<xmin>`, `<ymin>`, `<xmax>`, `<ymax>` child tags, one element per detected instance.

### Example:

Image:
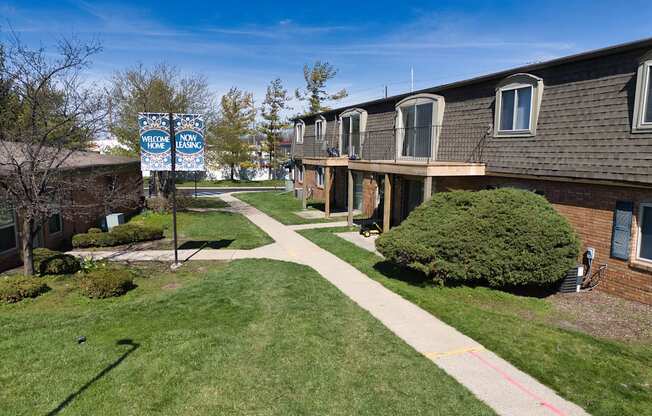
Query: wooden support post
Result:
<box><xmin>347</xmin><ymin>169</ymin><xmax>354</xmax><ymax>226</ymax></box>
<box><xmin>383</xmin><ymin>173</ymin><xmax>392</xmax><ymax>233</ymax></box>
<box><xmin>423</xmin><ymin>176</ymin><xmax>432</xmax><ymax>202</ymax></box>
<box><xmin>302</xmin><ymin>170</ymin><xmax>307</xmax><ymax>210</ymax></box>
<box><xmin>324</xmin><ymin>167</ymin><xmax>332</xmax><ymax>218</ymax></box>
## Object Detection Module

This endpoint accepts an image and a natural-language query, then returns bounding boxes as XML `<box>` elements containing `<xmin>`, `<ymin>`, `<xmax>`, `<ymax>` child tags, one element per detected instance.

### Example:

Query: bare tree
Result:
<box><xmin>0</xmin><ymin>34</ymin><xmax>139</xmax><ymax>275</ymax></box>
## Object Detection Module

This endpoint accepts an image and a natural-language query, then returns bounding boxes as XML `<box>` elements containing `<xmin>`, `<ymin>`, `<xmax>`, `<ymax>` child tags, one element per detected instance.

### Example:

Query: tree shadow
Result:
<box><xmin>46</xmin><ymin>339</ymin><xmax>140</xmax><ymax>416</ymax></box>
<box><xmin>178</xmin><ymin>240</ymin><xmax>235</xmax><ymax>250</ymax></box>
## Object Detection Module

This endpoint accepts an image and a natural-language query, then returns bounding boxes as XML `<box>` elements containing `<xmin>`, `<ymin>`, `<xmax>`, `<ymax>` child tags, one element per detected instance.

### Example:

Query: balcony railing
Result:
<box><xmin>292</xmin><ymin>124</ymin><xmax>488</xmax><ymax>163</ymax></box>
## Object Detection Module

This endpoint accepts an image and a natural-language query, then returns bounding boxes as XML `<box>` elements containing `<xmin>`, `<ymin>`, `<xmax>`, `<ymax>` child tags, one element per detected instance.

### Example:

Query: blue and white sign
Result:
<box><xmin>173</xmin><ymin>114</ymin><xmax>205</xmax><ymax>171</ymax></box>
<box><xmin>139</xmin><ymin>113</ymin><xmax>205</xmax><ymax>171</ymax></box>
<box><xmin>139</xmin><ymin>113</ymin><xmax>172</xmax><ymax>171</ymax></box>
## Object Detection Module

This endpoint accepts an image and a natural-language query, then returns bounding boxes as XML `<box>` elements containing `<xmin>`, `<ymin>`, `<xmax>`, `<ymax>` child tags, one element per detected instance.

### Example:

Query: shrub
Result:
<box><xmin>78</xmin><ymin>267</ymin><xmax>135</xmax><ymax>299</ymax></box>
<box><xmin>145</xmin><ymin>196</ymin><xmax>194</xmax><ymax>213</ymax></box>
<box><xmin>0</xmin><ymin>276</ymin><xmax>49</xmax><ymax>303</ymax></box>
<box><xmin>72</xmin><ymin>224</ymin><xmax>163</xmax><ymax>248</ymax></box>
<box><xmin>376</xmin><ymin>188</ymin><xmax>581</xmax><ymax>287</ymax></box>
<box><xmin>33</xmin><ymin>248</ymin><xmax>80</xmax><ymax>275</ymax></box>
<box><xmin>88</xmin><ymin>228</ymin><xmax>103</xmax><ymax>234</ymax></box>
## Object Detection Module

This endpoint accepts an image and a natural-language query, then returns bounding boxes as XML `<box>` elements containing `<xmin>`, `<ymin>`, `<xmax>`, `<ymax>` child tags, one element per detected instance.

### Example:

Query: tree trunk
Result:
<box><xmin>230</xmin><ymin>164</ymin><xmax>235</xmax><ymax>181</ymax></box>
<box><xmin>21</xmin><ymin>216</ymin><xmax>35</xmax><ymax>276</ymax></box>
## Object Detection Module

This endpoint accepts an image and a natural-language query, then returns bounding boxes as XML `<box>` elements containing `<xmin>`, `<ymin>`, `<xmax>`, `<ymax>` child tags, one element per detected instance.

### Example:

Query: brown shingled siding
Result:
<box><xmin>437</xmin><ymin>176</ymin><xmax>652</xmax><ymax>305</ymax></box>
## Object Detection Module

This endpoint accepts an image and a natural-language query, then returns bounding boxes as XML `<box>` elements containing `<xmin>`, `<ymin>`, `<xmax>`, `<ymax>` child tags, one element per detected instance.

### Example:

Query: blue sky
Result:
<box><xmin>3</xmin><ymin>0</ymin><xmax>652</xmax><ymax>114</ymax></box>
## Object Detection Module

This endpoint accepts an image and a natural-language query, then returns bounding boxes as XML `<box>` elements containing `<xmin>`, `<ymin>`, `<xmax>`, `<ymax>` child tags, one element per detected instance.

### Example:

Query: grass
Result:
<box><xmin>299</xmin><ymin>226</ymin><xmax>652</xmax><ymax>416</ymax></box>
<box><xmin>0</xmin><ymin>259</ymin><xmax>495</xmax><ymax>415</ymax></box>
<box><xmin>181</xmin><ymin>197</ymin><xmax>228</xmax><ymax>209</ymax></box>
<box><xmin>129</xmin><ymin>210</ymin><xmax>273</xmax><ymax>250</ymax></box>
<box><xmin>147</xmin><ymin>178</ymin><xmax>285</xmax><ymax>188</ymax></box>
<box><xmin>235</xmin><ymin>191</ymin><xmax>343</xmax><ymax>225</ymax></box>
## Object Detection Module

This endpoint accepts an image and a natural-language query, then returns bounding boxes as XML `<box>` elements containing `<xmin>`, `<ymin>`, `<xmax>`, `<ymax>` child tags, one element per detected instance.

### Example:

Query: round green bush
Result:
<box><xmin>88</xmin><ymin>228</ymin><xmax>103</xmax><ymax>234</ymax></box>
<box><xmin>0</xmin><ymin>276</ymin><xmax>50</xmax><ymax>303</ymax></box>
<box><xmin>33</xmin><ymin>248</ymin><xmax>80</xmax><ymax>275</ymax></box>
<box><xmin>376</xmin><ymin>188</ymin><xmax>581</xmax><ymax>287</ymax></box>
<box><xmin>72</xmin><ymin>224</ymin><xmax>163</xmax><ymax>248</ymax></box>
<box><xmin>78</xmin><ymin>268</ymin><xmax>135</xmax><ymax>299</ymax></box>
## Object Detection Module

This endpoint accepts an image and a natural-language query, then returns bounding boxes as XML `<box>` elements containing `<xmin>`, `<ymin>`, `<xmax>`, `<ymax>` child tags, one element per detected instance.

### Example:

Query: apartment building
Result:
<box><xmin>291</xmin><ymin>38</ymin><xmax>652</xmax><ymax>304</ymax></box>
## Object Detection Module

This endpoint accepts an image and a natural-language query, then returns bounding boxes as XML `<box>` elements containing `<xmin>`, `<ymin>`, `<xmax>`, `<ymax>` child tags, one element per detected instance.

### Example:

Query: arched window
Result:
<box><xmin>494</xmin><ymin>73</ymin><xmax>544</xmax><ymax>137</ymax></box>
<box><xmin>294</xmin><ymin>120</ymin><xmax>305</xmax><ymax>144</ymax></box>
<box><xmin>338</xmin><ymin>108</ymin><xmax>367</xmax><ymax>156</ymax></box>
<box><xmin>395</xmin><ymin>93</ymin><xmax>445</xmax><ymax>160</ymax></box>
<box><xmin>632</xmin><ymin>51</ymin><xmax>652</xmax><ymax>132</ymax></box>
<box><xmin>315</xmin><ymin>115</ymin><xmax>327</xmax><ymax>142</ymax></box>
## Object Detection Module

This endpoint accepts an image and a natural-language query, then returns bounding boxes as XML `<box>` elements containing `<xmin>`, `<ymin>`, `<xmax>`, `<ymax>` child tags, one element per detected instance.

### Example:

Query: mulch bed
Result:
<box><xmin>548</xmin><ymin>290</ymin><xmax>652</xmax><ymax>342</ymax></box>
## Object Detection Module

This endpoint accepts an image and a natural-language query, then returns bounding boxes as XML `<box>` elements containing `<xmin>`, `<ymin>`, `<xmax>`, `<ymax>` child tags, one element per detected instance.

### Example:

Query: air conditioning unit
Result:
<box><xmin>105</xmin><ymin>213</ymin><xmax>125</xmax><ymax>230</ymax></box>
<box><xmin>294</xmin><ymin>188</ymin><xmax>304</xmax><ymax>199</ymax></box>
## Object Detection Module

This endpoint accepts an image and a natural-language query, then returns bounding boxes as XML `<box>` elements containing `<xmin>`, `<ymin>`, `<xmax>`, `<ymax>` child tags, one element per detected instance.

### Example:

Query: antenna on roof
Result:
<box><xmin>410</xmin><ymin>67</ymin><xmax>414</xmax><ymax>92</ymax></box>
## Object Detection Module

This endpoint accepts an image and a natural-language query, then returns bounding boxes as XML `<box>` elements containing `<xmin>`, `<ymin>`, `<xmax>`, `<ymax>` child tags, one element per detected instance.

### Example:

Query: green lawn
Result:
<box><xmin>129</xmin><ymin>210</ymin><xmax>273</xmax><ymax>249</ymax></box>
<box><xmin>235</xmin><ymin>191</ymin><xmax>342</xmax><ymax>225</ymax></box>
<box><xmin>299</xmin><ymin>227</ymin><xmax>652</xmax><ymax>416</ymax></box>
<box><xmin>182</xmin><ymin>197</ymin><xmax>228</xmax><ymax>209</ymax></box>
<box><xmin>147</xmin><ymin>178</ymin><xmax>285</xmax><ymax>188</ymax></box>
<box><xmin>0</xmin><ymin>260</ymin><xmax>494</xmax><ymax>415</ymax></box>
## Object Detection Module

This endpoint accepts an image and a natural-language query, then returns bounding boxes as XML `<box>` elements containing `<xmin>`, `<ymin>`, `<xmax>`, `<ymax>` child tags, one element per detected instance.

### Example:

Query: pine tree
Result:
<box><xmin>294</xmin><ymin>61</ymin><xmax>348</xmax><ymax>115</ymax></box>
<box><xmin>259</xmin><ymin>78</ymin><xmax>291</xmax><ymax>179</ymax></box>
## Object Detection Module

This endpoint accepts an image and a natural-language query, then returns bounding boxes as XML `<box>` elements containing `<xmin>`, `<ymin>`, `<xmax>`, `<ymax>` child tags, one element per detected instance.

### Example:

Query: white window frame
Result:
<box><xmin>338</xmin><ymin>108</ymin><xmax>367</xmax><ymax>156</ymax></box>
<box><xmin>493</xmin><ymin>73</ymin><xmax>544</xmax><ymax>138</ymax></box>
<box><xmin>315</xmin><ymin>116</ymin><xmax>326</xmax><ymax>142</ymax></box>
<box><xmin>636</xmin><ymin>202</ymin><xmax>652</xmax><ymax>263</ymax></box>
<box><xmin>316</xmin><ymin>166</ymin><xmax>325</xmax><ymax>188</ymax></box>
<box><xmin>295</xmin><ymin>120</ymin><xmax>305</xmax><ymax>144</ymax></box>
<box><xmin>394</xmin><ymin>93</ymin><xmax>445</xmax><ymax>160</ymax></box>
<box><xmin>497</xmin><ymin>84</ymin><xmax>534</xmax><ymax>133</ymax></box>
<box><xmin>47</xmin><ymin>211</ymin><xmax>63</xmax><ymax>236</ymax></box>
<box><xmin>632</xmin><ymin>54</ymin><xmax>652</xmax><ymax>132</ymax></box>
<box><xmin>0</xmin><ymin>209</ymin><xmax>18</xmax><ymax>254</ymax></box>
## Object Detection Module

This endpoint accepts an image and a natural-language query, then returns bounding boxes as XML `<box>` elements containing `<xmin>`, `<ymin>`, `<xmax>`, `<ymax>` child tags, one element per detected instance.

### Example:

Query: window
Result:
<box><xmin>295</xmin><ymin>121</ymin><xmax>305</xmax><ymax>143</ymax></box>
<box><xmin>499</xmin><ymin>86</ymin><xmax>532</xmax><ymax>131</ymax></box>
<box><xmin>296</xmin><ymin>164</ymin><xmax>304</xmax><ymax>183</ymax></box>
<box><xmin>48</xmin><ymin>212</ymin><xmax>62</xmax><ymax>235</ymax></box>
<box><xmin>638</xmin><ymin>203</ymin><xmax>652</xmax><ymax>262</ymax></box>
<box><xmin>339</xmin><ymin>109</ymin><xmax>367</xmax><ymax>156</ymax></box>
<box><xmin>315</xmin><ymin>117</ymin><xmax>326</xmax><ymax>142</ymax></box>
<box><xmin>632</xmin><ymin>53</ymin><xmax>652</xmax><ymax>132</ymax></box>
<box><xmin>0</xmin><ymin>208</ymin><xmax>17</xmax><ymax>253</ymax></box>
<box><xmin>494</xmin><ymin>73</ymin><xmax>543</xmax><ymax>137</ymax></box>
<box><xmin>395</xmin><ymin>94</ymin><xmax>444</xmax><ymax>160</ymax></box>
<box><xmin>316</xmin><ymin>166</ymin><xmax>324</xmax><ymax>188</ymax></box>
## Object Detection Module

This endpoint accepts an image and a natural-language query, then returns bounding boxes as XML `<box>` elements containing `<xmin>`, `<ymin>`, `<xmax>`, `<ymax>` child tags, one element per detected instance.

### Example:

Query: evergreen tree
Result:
<box><xmin>259</xmin><ymin>78</ymin><xmax>291</xmax><ymax>179</ymax></box>
<box><xmin>210</xmin><ymin>87</ymin><xmax>256</xmax><ymax>180</ymax></box>
<box><xmin>295</xmin><ymin>61</ymin><xmax>348</xmax><ymax>115</ymax></box>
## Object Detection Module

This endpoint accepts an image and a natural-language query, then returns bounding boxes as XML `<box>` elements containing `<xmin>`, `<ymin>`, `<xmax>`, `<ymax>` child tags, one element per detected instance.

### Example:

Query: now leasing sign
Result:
<box><xmin>139</xmin><ymin>113</ymin><xmax>205</xmax><ymax>171</ymax></box>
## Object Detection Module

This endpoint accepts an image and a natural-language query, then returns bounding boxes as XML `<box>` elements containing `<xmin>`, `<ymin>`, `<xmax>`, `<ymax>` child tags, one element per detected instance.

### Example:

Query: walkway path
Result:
<box><xmin>70</xmin><ymin>194</ymin><xmax>589</xmax><ymax>416</ymax></box>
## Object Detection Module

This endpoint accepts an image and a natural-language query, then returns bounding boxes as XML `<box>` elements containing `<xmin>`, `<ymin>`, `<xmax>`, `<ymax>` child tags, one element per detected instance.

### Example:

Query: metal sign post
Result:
<box><xmin>169</xmin><ymin>112</ymin><xmax>179</xmax><ymax>266</ymax></box>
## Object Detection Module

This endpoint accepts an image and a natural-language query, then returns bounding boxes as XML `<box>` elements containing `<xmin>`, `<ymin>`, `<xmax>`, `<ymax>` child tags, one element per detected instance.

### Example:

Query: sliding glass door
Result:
<box><xmin>400</xmin><ymin>102</ymin><xmax>433</xmax><ymax>159</ymax></box>
<box><xmin>341</xmin><ymin>114</ymin><xmax>361</xmax><ymax>156</ymax></box>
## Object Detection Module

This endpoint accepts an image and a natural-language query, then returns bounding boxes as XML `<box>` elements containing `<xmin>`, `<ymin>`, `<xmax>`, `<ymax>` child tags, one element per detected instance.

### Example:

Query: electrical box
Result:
<box><xmin>105</xmin><ymin>213</ymin><xmax>125</xmax><ymax>230</ymax></box>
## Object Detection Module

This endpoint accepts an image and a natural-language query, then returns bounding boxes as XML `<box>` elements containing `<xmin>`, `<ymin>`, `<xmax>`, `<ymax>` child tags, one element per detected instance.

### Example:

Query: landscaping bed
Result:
<box><xmin>300</xmin><ymin>226</ymin><xmax>652</xmax><ymax>416</ymax></box>
<box><xmin>0</xmin><ymin>259</ymin><xmax>493</xmax><ymax>415</ymax></box>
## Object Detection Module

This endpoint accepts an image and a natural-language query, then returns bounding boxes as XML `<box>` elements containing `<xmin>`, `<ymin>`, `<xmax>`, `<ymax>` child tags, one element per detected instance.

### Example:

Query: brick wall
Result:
<box><xmin>437</xmin><ymin>175</ymin><xmax>652</xmax><ymax>304</ymax></box>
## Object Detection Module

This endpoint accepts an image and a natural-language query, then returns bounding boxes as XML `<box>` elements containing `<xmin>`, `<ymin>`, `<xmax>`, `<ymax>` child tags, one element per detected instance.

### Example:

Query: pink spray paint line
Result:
<box><xmin>468</xmin><ymin>351</ymin><xmax>568</xmax><ymax>416</ymax></box>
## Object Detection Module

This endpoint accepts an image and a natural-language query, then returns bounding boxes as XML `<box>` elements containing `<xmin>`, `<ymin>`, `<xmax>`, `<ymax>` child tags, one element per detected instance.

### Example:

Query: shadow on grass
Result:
<box><xmin>47</xmin><ymin>339</ymin><xmax>140</xmax><ymax>416</ymax></box>
<box><xmin>373</xmin><ymin>260</ymin><xmax>559</xmax><ymax>298</ymax></box>
<box><xmin>178</xmin><ymin>240</ymin><xmax>235</xmax><ymax>250</ymax></box>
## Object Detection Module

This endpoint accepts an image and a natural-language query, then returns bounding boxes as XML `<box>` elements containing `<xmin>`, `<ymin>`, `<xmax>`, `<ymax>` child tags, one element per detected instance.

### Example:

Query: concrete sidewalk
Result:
<box><xmin>70</xmin><ymin>194</ymin><xmax>589</xmax><ymax>416</ymax></box>
<box><xmin>219</xmin><ymin>193</ymin><xmax>589</xmax><ymax>416</ymax></box>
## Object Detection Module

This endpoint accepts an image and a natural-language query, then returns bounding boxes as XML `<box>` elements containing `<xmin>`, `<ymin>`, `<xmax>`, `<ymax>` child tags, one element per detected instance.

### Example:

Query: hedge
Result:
<box><xmin>78</xmin><ymin>267</ymin><xmax>135</xmax><ymax>299</ymax></box>
<box><xmin>72</xmin><ymin>224</ymin><xmax>164</xmax><ymax>248</ymax></box>
<box><xmin>0</xmin><ymin>276</ymin><xmax>50</xmax><ymax>303</ymax></box>
<box><xmin>376</xmin><ymin>188</ymin><xmax>580</xmax><ymax>287</ymax></box>
<box><xmin>33</xmin><ymin>248</ymin><xmax>80</xmax><ymax>275</ymax></box>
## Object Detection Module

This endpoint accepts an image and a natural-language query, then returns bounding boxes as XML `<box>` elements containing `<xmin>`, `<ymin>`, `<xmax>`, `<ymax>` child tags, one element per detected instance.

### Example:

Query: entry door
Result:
<box><xmin>353</xmin><ymin>173</ymin><xmax>363</xmax><ymax>210</ymax></box>
<box><xmin>342</xmin><ymin>115</ymin><xmax>361</xmax><ymax>156</ymax></box>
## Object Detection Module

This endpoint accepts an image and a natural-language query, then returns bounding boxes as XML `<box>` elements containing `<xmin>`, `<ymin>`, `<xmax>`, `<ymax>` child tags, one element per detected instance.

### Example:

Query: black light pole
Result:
<box><xmin>169</xmin><ymin>112</ymin><xmax>179</xmax><ymax>265</ymax></box>
<box><xmin>194</xmin><ymin>171</ymin><xmax>198</xmax><ymax>198</ymax></box>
